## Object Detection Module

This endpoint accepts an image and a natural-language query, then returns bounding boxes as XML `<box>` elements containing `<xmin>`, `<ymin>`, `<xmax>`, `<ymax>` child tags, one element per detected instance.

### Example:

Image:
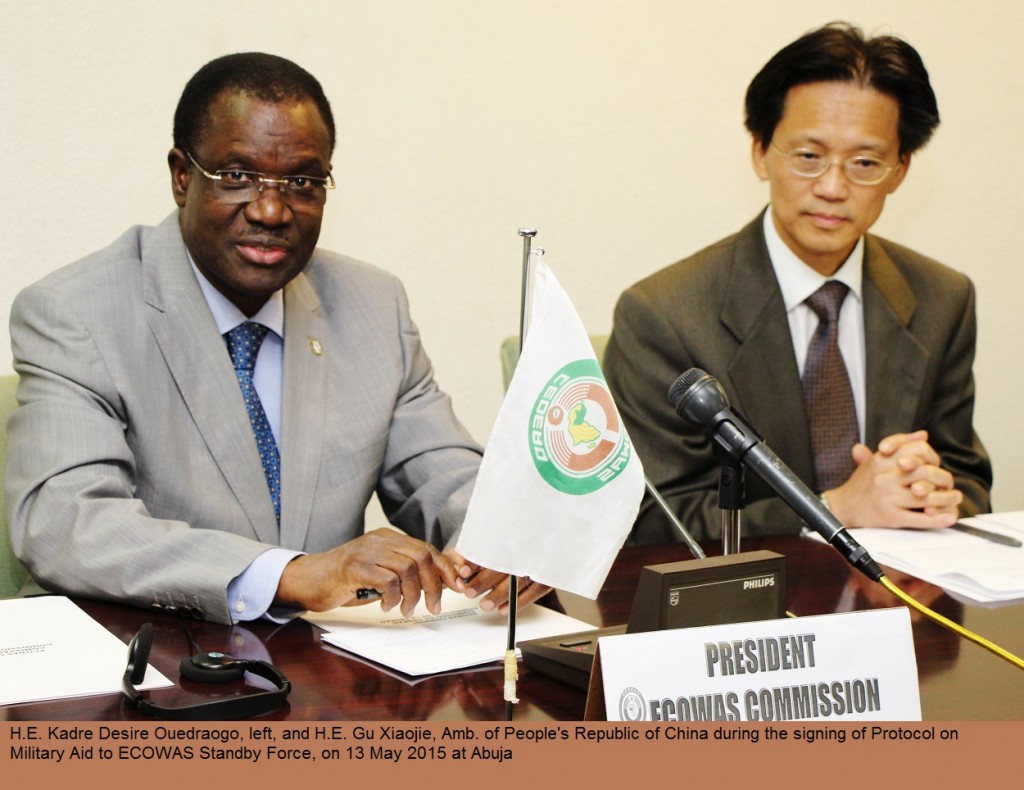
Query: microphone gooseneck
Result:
<box><xmin>667</xmin><ymin>368</ymin><xmax>883</xmax><ymax>582</ymax></box>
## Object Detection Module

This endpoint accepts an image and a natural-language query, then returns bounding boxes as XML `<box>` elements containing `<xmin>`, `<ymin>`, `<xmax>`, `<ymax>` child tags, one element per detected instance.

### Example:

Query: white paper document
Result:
<box><xmin>0</xmin><ymin>596</ymin><xmax>172</xmax><ymax>706</ymax></box>
<box><xmin>304</xmin><ymin>589</ymin><xmax>598</xmax><ymax>676</ymax></box>
<box><xmin>839</xmin><ymin>511</ymin><xmax>1024</xmax><ymax>603</ymax></box>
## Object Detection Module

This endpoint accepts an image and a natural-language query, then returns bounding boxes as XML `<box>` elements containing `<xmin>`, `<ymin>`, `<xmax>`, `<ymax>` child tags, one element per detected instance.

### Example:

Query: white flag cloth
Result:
<box><xmin>456</xmin><ymin>261</ymin><xmax>644</xmax><ymax>598</ymax></box>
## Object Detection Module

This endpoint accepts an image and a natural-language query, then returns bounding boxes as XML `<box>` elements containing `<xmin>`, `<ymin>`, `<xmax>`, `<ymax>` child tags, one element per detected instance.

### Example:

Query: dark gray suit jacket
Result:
<box><xmin>5</xmin><ymin>213</ymin><xmax>482</xmax><ymax>622</ymax></box>
<box><xmin>604</xmin><ymin>213</ymin><xmax>992</xmax><ymax>544</ymax></box>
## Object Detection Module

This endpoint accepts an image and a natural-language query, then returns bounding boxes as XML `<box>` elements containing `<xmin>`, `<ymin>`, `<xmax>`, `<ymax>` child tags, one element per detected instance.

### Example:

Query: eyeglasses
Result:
<box><xmin>186</xmin><ymin>152</ymin><xmax>335</xmax><ymax>207</ymax></box>
<box><xmin>770</xmin><ymin>143</ymin><xmax>900</xmax><ymax>186</ymax></box>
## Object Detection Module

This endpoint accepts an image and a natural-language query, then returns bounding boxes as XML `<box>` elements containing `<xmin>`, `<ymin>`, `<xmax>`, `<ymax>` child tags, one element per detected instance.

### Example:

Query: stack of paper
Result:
<box><xmin>0</xmin><ymin>596</ymin><xmax>171</xmax><ymax>706</ymax></box>
<box><xmin>841</xmin><ymin>511</ymin><xmax>1024</xmax><ymax>603</ymax></box>
<box><xmin>304</xmin><ymin>589</ymin><xmax>598</xmax><ymax>676</ymax></box>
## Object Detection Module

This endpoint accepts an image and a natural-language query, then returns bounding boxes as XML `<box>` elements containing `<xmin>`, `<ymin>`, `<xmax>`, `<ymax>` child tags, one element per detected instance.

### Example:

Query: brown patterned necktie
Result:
<box><xmin>802</xmin><ymin>281</ymin><xmax>858</xmax><ymax>492</ymax></box>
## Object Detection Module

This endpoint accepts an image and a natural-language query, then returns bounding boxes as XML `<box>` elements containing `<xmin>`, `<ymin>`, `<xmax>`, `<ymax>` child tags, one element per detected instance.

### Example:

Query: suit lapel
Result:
<box><xmin>862</xmin><ymin>236</ymin><xmax>928</xmax><ymax>443</ymax></box>
<box><xmin>141</xmin><ymin>214</ymin><xmax>280</xmax><ymax>543</ymax></box>
<box><xmin>715</xmin><ymin>220</ymin><xmax>929</xmax><ymax>480</ymax></box>
<box><xmin>278</xmin><ymin>271</ymin><xmax>328</xmax><ymax>550</ymax></box>
<box><xmin>721</xmin><ymin>217</ymin><xmax>815</xmax><ymax>481</ymax></box>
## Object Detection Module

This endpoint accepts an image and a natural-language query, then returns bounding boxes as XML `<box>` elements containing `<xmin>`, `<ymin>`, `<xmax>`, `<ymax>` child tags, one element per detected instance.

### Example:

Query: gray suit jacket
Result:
<box><xmin>604</xmin><ymin>213</ymin><xmax>992</xmax><ymax>544</ymax></box>
<box><xmin>5</xmin><ymin>213</ymin><xmax>482</xmax><ymax>622</ymax></box>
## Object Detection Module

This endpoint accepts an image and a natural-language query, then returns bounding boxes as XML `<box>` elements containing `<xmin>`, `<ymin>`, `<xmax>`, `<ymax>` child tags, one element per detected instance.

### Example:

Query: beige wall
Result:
<box><xmin>4</xmin><ymin>1</ymin><xmax>1023</xmax><ymax>516</ymax></box>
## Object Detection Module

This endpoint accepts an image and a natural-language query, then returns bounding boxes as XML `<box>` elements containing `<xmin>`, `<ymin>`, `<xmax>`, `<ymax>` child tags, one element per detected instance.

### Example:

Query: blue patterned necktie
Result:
<box><xmin>225</xmin><ymin>322</ymin><xmax>281</xmax><ymax>523</ymax></box>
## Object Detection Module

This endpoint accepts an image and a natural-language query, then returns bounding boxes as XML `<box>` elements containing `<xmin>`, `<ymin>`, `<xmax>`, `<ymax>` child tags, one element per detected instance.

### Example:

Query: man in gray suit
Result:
<box><xmin>605</xmin><ymin>23</ymin><xmax>992</xmax><ymax>544</ymax></box>
<box><xmin>6</xmin><ymin>53</ymin><xmax>548</xmax><ymax>624</ymax></box>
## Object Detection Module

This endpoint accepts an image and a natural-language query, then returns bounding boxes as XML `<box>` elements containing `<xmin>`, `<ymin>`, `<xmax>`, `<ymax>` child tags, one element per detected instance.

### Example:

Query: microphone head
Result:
<box><xmin>667</xmin><ymin>368</ymin><xmax>730</xmax><ymax>427</ymax></box>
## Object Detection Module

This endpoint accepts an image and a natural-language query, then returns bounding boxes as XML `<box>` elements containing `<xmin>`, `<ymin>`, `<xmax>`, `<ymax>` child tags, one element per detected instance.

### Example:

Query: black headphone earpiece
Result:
<box><xmin>122</xmin><ymin>624</ymin><xmax>291</xmax><ymax>720</ymax></box>
<box><xmin>129</xmin><ymin>623</ymin><xmax>154</xmax><ymax>686</ymax></box>
<box><xmin>179</xmin><ymin>652</ymin><xmax>246</xmax><ymax>683</ymax></box>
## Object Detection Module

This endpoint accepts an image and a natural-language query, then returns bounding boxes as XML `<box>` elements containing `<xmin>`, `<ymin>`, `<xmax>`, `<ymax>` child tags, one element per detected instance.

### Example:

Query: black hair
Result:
<box><xmin>744</xmin><ymin>22</ymin><xmax>939</xmax><ymax>157</ymax></box>
<box><xmin>173</xmin><ymin>52</ymin><xmax>336</xmax><ymax>154</ymax></box>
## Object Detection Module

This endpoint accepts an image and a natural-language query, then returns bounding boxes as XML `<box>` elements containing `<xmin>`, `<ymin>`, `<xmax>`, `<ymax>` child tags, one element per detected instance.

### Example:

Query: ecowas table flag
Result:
<box><xmin>456</xmin><ymin>261</ymin><xmax>644</xmax><ymax>598</ymax></box>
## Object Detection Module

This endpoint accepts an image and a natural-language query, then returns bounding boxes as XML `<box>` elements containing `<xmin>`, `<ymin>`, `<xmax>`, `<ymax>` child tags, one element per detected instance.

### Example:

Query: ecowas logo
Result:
<box><xmin>528</xmin><ymin>359</ymin><xmax>632</xmax><ymax>495</ymax></box>
<box><xmin>619</xmin><ymin>687</ymin><xmax>647</xmax><ymax>721</ymax></box>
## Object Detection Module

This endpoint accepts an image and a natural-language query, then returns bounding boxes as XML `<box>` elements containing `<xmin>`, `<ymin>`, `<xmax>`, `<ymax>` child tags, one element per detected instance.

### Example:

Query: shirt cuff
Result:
<box><xmin>227</xmin><ymin>548</ymin><xmax>304</xmax><ymax>623</ymax></box>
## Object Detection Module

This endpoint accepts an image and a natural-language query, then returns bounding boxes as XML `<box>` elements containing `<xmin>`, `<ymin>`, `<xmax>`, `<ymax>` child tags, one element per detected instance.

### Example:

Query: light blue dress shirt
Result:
<box><xmin>189</xmin><ymin>259</ymin><xmax>302</xmax><ymax>622</ymax></box>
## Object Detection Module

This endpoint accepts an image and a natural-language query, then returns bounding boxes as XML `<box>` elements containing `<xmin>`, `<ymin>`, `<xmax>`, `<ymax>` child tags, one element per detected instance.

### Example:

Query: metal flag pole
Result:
<box><xmin>501</xmin><ymin>227</ymin><xmax>538</xmax><ymax>720</ymax></box>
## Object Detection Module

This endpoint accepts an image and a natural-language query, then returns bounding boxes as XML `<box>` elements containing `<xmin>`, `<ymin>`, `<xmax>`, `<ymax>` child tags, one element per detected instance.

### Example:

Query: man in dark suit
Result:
<box><xmin>6</xmin><ymin>53</ymin><xmax>549</xmax><ymax>623</ymax></box>
<box><xmin>605</xmin><ymin>23</ymin><xmax>992</xmax><ymax>544</ymax></box>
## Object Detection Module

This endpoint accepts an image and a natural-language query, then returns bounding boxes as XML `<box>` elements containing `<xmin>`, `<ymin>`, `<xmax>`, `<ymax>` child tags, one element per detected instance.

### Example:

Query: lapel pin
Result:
<box><xmin>309</xmin><ymin>338</ymin><xmax>323</xmax><ymax>356</ymax></box>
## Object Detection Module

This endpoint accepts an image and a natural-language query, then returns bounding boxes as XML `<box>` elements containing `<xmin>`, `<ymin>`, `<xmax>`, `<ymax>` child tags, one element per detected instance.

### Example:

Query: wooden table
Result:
<box><xmin>3</xmin><ymin>536</ymin><xmax>1022</xmax><ymax>720</ymax></box>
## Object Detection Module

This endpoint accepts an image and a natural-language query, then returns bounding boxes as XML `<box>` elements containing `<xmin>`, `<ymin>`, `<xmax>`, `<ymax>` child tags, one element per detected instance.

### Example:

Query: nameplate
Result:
<box><xmin>586</xmin><ymin>607</ymin><xmax>920</xmax><ymax>721</ymax></box>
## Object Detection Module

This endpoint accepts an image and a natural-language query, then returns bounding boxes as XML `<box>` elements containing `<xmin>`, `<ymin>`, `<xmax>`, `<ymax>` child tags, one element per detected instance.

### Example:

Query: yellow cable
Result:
<box><xmin>880</xmin><ymin>575</ymin><xmax>1024</xmax><ymax>671</ymax></box>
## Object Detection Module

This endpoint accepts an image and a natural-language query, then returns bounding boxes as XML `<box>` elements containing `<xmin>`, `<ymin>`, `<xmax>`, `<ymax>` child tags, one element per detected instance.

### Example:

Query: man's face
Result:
<box><xmin>169</xmin><ymin>90</ymin><xmax>333</xmax><ymax>316</ymax></box>
<box><xmin>751</xmin><ymin>81</ymin><xmax>909</xmax><ymax>276</ymax></box>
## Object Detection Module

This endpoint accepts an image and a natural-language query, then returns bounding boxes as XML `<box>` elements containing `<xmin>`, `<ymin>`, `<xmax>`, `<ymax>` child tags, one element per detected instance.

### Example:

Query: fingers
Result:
<box><xmin>897</xmin><ymin>480</ymin><xmax>961</xmax><ymax>514</ymax></box>
<box><xmin>442</xmin><ymin>547</ymin><xmax>479</xmax><ymax>585</ymax></box>
<box><xmin>851</xmin><ymin>442</ymin><xmax>874</xmax><ymax>467</ymax></box>
<box><xmin>515</xmin><ymin>579</ymin><xmax>554</xmax><ymax>610</ymax></box>
<box><xmin>275</xmin><ymin>530</ymin><xmax>460</xmax><ymax>617</ymax></box>
<box><xmin>453</xmin><ymin>554</ymin><xmax>548</xmax><ymax>609</ymax></box>
<box><xmin>877</xmin><ymin>430</ymin><xmax>929</xmax><ymax>456</ymax></box>
<box><xmin>277</xmin><ymin>535</ymin><xmax>556</xmax><ymax>621</ymax></box>
<box><xmin>887</xmin><ymin>450</ymin><xmax>956</xmax><ymax>515</ymax></box>
<box><xmin>461</xmin><ymin>566</ymin><xmax>508</xmax><ymax>601</ymax></box>
<box><xmin>468</xmin><ymin>573</ymin><xmax>552</xmax><ymax>615</ymax></box>
<box><xmin>827</xmin><ymin>439</ymin><xmax>962</xmax><ymax>529</ymax></box>
<box><xmin>882</xmin><ymin>507</ymin><xmax>958</xmax><ymax>529</ymax></box>
<box><xmin>892</xmin><ymin>442</ymin><xmax>942</xmax><ymax>471</ymax></box>
<box><xmin>857</xmin><ymin>433</ymin><xmax>942</xmax><ymax>475</ymax></box>
<box><xmin>893</xmin><ymin>451</ymin><xmax>953</xmax><ymax>487</ymax></box>
<box><xmin>367</xmin><ymin>532</ymin><xmax>457</xmax><ymax>617</ymax></box>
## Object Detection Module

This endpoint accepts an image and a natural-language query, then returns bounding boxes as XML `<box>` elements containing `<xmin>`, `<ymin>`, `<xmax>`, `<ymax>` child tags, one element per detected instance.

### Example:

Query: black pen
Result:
<box><xmin>951</xmin><ymin>523</ymin><xmax>1023</xmax><ymax>548</ymax></box>
<box><xmin>356</xmin><ymin>588</ymin><xmax>382</xmax><ymax>600</ymax></box>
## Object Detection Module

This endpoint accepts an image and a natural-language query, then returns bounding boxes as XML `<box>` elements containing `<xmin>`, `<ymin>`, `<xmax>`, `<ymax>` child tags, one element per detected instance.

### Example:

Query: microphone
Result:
<box><xmin>667</xmin><ymin>368</ymin><xmax>883</xmax><ymax>582</ymax></box>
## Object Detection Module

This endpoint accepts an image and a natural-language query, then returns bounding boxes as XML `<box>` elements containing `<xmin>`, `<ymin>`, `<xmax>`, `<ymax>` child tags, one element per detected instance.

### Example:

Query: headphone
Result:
<box><xmin>122</xmin><ymin>622</ymin><xmax>292</xmax><ymax>720</ymax></box>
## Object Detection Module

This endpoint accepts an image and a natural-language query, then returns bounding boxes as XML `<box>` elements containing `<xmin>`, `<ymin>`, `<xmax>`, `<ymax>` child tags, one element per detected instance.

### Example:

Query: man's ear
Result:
<box><xmin>751</xmin><ymin>137</ymin><xmax>770</xmax><ymax>182</ymax></box>
<box><xmin>168</xmin><ymin>148</ymin><xmax>190</xmax><ymax>207</ymax></box>
<box><xmin>887</xmin><ymin>154</ymin><xmax>912</xmax><ymax>195</ymax></box>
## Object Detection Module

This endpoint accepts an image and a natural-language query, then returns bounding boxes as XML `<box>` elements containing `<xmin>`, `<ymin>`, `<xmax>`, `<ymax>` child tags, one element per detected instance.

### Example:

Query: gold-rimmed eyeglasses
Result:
<box><xmin>186</xmin><ymin>151</ymin><xmax>335</xmax><ymax>207</ymax></box>
<box><xmin>770</xmin><ymin>143</ymin><xmax>900</xmax><ymax>186</ymax></box>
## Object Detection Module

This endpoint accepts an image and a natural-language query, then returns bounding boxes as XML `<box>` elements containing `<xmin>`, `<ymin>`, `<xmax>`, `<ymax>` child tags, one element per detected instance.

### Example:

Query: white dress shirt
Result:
<box><xmin>762</xmin><ymin>210</ymin><xmax>866</xmax><ymax>441</ymax></box>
